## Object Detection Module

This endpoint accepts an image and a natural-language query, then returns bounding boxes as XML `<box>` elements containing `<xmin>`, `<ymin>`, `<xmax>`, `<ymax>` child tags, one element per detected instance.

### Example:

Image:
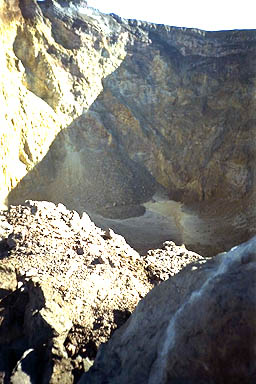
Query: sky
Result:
<box><xmin>86</xmin><ymin>0</ymin><xmax>256</xmax><ymax>31</ymax></box>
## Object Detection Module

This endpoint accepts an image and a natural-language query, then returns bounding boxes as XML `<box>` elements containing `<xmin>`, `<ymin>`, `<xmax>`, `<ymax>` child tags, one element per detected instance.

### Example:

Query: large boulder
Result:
<box><xmin>80</xmin><ymin>236</ymin><xmax>256</xmax><ymax>384</ymax></box>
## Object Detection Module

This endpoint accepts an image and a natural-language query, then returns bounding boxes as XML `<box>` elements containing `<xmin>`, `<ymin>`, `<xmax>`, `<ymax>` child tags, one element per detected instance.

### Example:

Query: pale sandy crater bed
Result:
<box><xmin>91</xmin><ymin>194</ymin><xmax>252</xmax><ymax>257</ymax></box>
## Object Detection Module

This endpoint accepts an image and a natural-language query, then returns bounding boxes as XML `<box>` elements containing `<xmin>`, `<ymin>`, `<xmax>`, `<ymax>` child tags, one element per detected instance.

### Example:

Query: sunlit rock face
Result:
<box><xmin>0</xmin><ymin>0</ymin><xmax>131</xmax><ymax>208</ymax></box>
<box><xmin>1</xmin><ymin>0</ymin><xmax>256</xmax><ymax>246</ymax></box>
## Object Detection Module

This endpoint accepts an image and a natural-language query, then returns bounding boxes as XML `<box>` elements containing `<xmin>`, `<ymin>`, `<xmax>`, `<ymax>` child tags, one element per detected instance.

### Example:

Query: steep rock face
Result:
<box><xmin>0</xmin><ymin>0</ymin><xmax>133</xmax><ymax>209</ymax></box>
<box><xmin>1</xmin><ymin>0</ymin><xmax>256</xmax><ymax>214</ymax></box>
<box><xmin>80</xmin><ymin>237</ymin><xmax>256</xmax><ymax>384</ymax></box>
<box><xmin>85</xmin><ymin>23</ymin><xmax>256</xmax><ymax>205</ymax></box>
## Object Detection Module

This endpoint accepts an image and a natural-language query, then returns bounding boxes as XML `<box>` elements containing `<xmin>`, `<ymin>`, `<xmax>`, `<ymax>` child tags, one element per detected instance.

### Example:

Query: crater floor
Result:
<box><xmin>91</xmin><ymin>193</ymin><xmax>253</xmax><ymax>257</ymax></box>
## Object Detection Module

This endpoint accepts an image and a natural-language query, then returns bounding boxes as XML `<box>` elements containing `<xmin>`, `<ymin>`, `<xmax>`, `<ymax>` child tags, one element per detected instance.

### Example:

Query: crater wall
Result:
<box><xmin>1</xmin><ymin>0</ymin><xmax>255</xmax><ymax>252</ymax></box>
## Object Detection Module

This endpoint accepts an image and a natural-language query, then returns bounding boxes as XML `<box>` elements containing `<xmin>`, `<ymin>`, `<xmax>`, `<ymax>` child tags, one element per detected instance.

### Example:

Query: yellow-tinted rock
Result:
<box><xmin>1</xmin><ymin>0</ymin><xmax>256</xmax><ymax>223</ymax></box>
<box><xmin>0</xmin><ymin>0</ymin><xmax>130</xmax><ymax>208</ymax></box>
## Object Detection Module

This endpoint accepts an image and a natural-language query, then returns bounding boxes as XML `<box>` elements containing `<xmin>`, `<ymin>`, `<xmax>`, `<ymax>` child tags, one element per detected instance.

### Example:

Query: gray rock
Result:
<box><xmin>0</xmin><ymin>217</ymin><xmax>13</xmax><ymax>240</ymax></box>
<box><xmin>82</xmin><ymin>357</ymin><xmax>94</xmax><ymax>373</ymax></box>
<box><xmin>80</xmin><ymin>237</ymin><xmax>256</xmax><ymax>384</ymax></box>
<box><xmin>0</xmin><ymin>265</ymin><xmax>17</xmax><ymax>298</ymax></box>
<box><xmin>10</xmin><ymin>349</ymin><xmax>36</xmax><ymax>384</ymax></box>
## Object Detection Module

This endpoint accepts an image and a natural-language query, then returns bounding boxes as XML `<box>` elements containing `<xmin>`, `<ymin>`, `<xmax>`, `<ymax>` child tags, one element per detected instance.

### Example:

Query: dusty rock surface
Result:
<box><xmin>81</xmin><ymin>236</ymin><xmax>256</xmax><ymax>384</ymax></box>
<box><xmin>0</xmin><ymin>201</ymin><xmax>203</xmax><ymax>383</ymax></box>
<box><xmin>143</xmin><ymin>241</ymin><xmax>204</xmax><ymax>283</ymax></box>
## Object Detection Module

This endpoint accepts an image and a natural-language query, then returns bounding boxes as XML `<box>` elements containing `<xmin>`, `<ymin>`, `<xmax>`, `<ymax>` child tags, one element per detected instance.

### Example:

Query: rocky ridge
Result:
<box><xmin>0</xmin><ymin>201</ymin><xmax>203</xmax><ymax>383</ymax></box>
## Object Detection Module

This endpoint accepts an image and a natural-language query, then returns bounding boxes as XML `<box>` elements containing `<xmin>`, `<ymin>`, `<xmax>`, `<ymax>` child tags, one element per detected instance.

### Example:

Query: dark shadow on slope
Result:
<box><xmin>0</xmin><ymin>284</ymin><xmax>54</xmax><ymax>383</ymax></box>
<box><xmin>7</xmin><ymin>18</ymin><xmax>189</xmax><ymax>218</ymax></box>
<box><xmin>0</xmin><ymin>235</ymin><xmax>17</xmax><ymax>260</ymax></box>
<box><xmin>7</xmin><ymin>108</ymin><xmax>158</xmax><ymax>218</ymax></box>
<box><xmin>6</xmin><ymin>45</ymin><xmax>187</xmax><ymax>252</ymax></box>
<box><xmin>7</xmin><ymin>27</ymin><xmax>256</xmax><ymax>255</ymax></box>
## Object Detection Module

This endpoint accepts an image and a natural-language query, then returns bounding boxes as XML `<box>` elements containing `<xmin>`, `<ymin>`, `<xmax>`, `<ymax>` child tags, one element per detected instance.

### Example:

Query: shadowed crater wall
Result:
<box><xmin>2</xmin><ymin>0</ymin><xmax>256</xmax><ymax>255</ymax></box>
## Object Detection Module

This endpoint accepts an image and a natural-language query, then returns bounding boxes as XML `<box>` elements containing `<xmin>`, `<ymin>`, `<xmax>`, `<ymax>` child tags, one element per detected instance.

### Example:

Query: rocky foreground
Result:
<box><xmin>81</xmin><ymin>236</ymin><xmax>256</xmax><ymax>384</ymax></box>
<box><xmin>1</xmin><ymin>201</ymin><xmax>255</xmax><ymax>384</ymax></box>
<box><xmin>0</xmin><ymin>201</ymin><xmax>203</xmax><ymax>383</ymax></box>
